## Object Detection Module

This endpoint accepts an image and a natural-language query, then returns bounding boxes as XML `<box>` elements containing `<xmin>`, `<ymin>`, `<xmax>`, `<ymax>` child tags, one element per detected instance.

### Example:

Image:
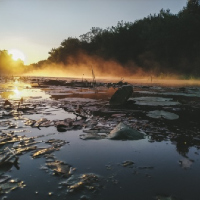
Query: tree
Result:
<box><xmin>0</xmin><ymin>50</ymin><xmax>25</xmax><ymax>75</ymax></box>
<box><xmin>45</xmin><ymin>1</ymin><xmax>200</xmax><ymax>77</ymax></box>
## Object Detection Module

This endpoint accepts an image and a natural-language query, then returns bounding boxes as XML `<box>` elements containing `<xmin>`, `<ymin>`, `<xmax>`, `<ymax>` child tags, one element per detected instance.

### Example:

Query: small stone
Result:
<box><xmin>48</xmin><ymin>192</ymin><xmax>53</xmax><ymax>196</ymax></box>
<box><xmin>122</xmin><ymin>160</ymin><xmax>134</xmax><ymax>167</ymax></box>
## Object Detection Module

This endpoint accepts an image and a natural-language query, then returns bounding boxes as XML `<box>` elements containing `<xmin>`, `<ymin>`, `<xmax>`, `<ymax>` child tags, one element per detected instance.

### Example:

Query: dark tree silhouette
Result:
<box><xmin>34</xmin><ymin>1</ymin><xmax>200</xmax><ymax>78</ymax></box>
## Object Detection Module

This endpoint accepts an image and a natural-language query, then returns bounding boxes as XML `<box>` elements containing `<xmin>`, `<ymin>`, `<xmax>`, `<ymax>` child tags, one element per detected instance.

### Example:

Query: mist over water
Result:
<box><xmin>23</xmin><ymin>52</ymin><xmax>198</xmax><ymax>86</ymax></box>
<box><xmin>25</xmin><ymin>53</ymin><xmax>140</xmax><ymax>78</ymax></box>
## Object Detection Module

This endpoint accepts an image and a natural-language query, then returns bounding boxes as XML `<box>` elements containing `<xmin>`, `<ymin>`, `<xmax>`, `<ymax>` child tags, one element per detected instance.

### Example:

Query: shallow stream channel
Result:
<box><xmin>0</xmin><ymin>77</ymin><xmax>200</xmax><ymax>200</ymax></box>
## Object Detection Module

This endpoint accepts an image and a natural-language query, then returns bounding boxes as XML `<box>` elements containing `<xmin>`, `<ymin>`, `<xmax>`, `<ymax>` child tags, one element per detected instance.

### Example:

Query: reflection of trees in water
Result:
<box><xmin>169</xmin><ymin>131</ymin><xmax>199</xmax><ymax>156</ymax></box>
<box><xmin>172</xmin><ymin>134</ymin><xmax>200</xmax><ymax>156</ymax></box>
<box><xmin>150</xmin><ymin>133</ymin><xmax>196</xmax><ymax>156</ymax></box>
<box><xmin>145</xmin><ymin>118</ymin><xmax>200</xmax><ymax>156</ymax></box>
<box><xmin>176</xmin><ymin>140</ymin><xmax>190</xmax><ymax>156</ymax></box>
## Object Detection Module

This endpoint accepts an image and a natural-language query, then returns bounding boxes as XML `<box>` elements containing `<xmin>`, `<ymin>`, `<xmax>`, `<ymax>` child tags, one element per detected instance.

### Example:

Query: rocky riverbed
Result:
<box><xmin>0</xmin><ymin>76</ymin><xmax>200</xmax><ymax>200</ymax></box>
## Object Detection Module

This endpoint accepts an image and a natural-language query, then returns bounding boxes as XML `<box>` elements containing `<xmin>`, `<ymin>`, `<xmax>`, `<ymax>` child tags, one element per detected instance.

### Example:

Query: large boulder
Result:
<box><xmin>109</xmin><ymin>85</ymin><xmax>133</xmax><ymax>105</ymax></box>
<box><xmin>107</xmin><ymin>122</ymin><xmax>145</xmax><ymax>140</ymax></box>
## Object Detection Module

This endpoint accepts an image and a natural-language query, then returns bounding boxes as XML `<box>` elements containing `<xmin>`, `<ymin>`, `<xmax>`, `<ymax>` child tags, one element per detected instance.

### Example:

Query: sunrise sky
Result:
<box><xmin>0</xmin><ymin>0</ymin><xmax>187</xmax><ymax>65</ymax></box>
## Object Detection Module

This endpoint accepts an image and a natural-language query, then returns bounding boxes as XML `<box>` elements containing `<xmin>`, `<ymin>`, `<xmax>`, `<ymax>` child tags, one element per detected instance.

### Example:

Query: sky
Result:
<box><xmin>0</xmin><ymin>0</ymin><xmax>187</xmax><ymax>65</ymax></box>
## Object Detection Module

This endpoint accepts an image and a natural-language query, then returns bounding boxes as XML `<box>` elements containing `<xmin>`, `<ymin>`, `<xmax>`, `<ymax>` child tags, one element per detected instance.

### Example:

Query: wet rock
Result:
<box><xmin>80</xmin><ymin>195</ymin><xmax>90</xmax><ymax>200</ymax></box>
<box><xmin>55</xmin><ymin>119</ymin><xmax>85</xmax><ymax>132</ymax></box>
<box><xmin>47</xmin><ymin>192</ymin><xmax>53</xmax><ymax>196</ymax></box>
<box><xmin>111</xmin><ymin>113</ymin><xmax>126</xmax><ymax>118</ymax></box>
<box><xmin>15</xmin><ymin>146</ymin><xmax>37</xmax><ymax>155</ymax></box>
<box><xmin>105</xmin><ymin>164</ymin><xmax>112</xmax><ymax>170</ymax></box>
<box><xmin>24</xmin><ymin>119</ymin><xmax>36</xmax><ymax>126</ymax></box>
<box><xmin>64</xmin><ymin>118</ymin><xmax>74</xmax><ymax>124</ymax></box>
<box><xmin>0</xmin><ymin>175</ymin><xmax>10</xmax><ymax>183</ymax></box>
<box><xmin>83</xmin><ymin>128</ymin><xmax>110</xmax><ymax>134</ymax></box>
<box><xmin>56</xmin><ymin>124</ymin><xmax>68</xmax><ymax>132</ymax></box>
<box><xmin>122</xmin><ymin>160</ymin><xmax>134</xmax><ymax>167</ymax></box>
<box><xmin>45</xmin><ymin>139</ymin><xmax>67</xmax><ymax>148</ymax></box>
<box><xmin>80</xmin><ymin>133</ymin><xmax>107</xmax><ymax>140</ymax></box>
<box><xmin>146</xmin><ymin>110</ymin><xmax>179</xmax><ymax>120</ymax></box>
<box><xmin>0</xmin><ymin>111</ymin><xmax>13</xmax><ymax>119</ymax></box>
<box><xmin>15</xmin><ymin>138</ymin><xmax>39</xmax><ymax>148</ymax></box>
<box><xmin>11</xmin><ymin>110</ymin><xmax>24</xmax><ymax>117</ymax></box>
<box><xmin>0</xmin><ymin>179</ymin><xmax>25</xmax><ymax>195</ymax></box>
<box><xmin>38</xmin><ymin>120</ymin><xmax>52</xmax><ymax>127</ymax></box>
<box><xmin>4</xmin><ymin>100</ymin><xmax>12</xmax><ymax>108</ymax></box>
<box><xmin>0</xmin><ymin>121</ymin><xmax>13</xmax><ymax>130</ymax></box>
<box><xmin>45</xmin><ymin>160</ymin><xmax>72</xmax><ymax>177</ymax></box>
<box><xmin>32</xmin><ymin>147</ymin><xmax>57</xmax><ymax>158</ymax></box>
<box><xmin>60</xmin><ymin>173</ymin><xmax>100</xmax><ymax>193</ymax></box>
<box><xmin>32</xmin><ymin>118</ymin><xmax>49</xmax><ymax>128</ymax></box>
<box><xmin>0</xmin><ymin>150</ymin><xmax>19</xmax><ymax>166</ymax></box>
<box><xmin>0</xmin><ymin>134</ymin><xmax>25</xmax><ymax>145</ymax></box>
<box><xmin>0</xmin><ymin>135</ymin><xmax>13</xmax><ymax>145</ymax></box>
<box><xmin>72</xmin><ymin>119</ymin><xmax>86</xmax><ymax>128</ymax></box>
<box><xmin>109</xmin><ymin>85</ymin><xmax>133</xmax><ymax>105</ymax></box>
<box><xmin>17</xmin><ymin>105</ymin><xmax>35</xmax><ymax>112</ymax></box>
<box><xmin>107</xmin><ymin>122</ymin><xmax>145</xmax><ymax>140</ymax></box>
<box><xmin>130</xmin><ymin>97</ymin><xmax>180</xmax><ymax>106</ymax></box>
<box><xmin>179</xmin><ymin>158</ymin><xmax>194</xmax><ymax>169</ymax></box>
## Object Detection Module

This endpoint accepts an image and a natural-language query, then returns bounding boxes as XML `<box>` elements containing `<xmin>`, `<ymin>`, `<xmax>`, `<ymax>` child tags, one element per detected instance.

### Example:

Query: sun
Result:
<box><xmin>8</xmin><ymin>49</ymin><xmax>26</xmax><ymax>62</ymax></box>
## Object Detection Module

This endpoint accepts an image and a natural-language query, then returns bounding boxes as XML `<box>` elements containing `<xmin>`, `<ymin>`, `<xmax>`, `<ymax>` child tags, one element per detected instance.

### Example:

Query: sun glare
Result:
<box><xmin>8</xmin><ymin>49</ymin><xmax>26</xmax><ymax>62</ymax></box>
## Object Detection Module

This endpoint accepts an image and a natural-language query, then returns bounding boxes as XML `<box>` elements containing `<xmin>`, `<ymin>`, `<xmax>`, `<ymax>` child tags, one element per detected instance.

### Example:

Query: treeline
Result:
<box><xmin>1</xmin><ymin>1</ymin><xmax>200</xmax><ymax>78</ymax></box>
<box><xmin>46</xmin><ymin>0</ymin><xmax>200</xmax><ymax>78</ymax></box>
<box><xmin>0</xmin><ymin>50</ymin><xmax>26</xmax><ymax>75</ymax></box>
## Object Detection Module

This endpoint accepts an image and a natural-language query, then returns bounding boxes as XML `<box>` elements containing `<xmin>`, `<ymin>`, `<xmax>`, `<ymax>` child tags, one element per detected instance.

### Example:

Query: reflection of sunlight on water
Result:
<box><xmin>8</xmin><ymin>86</ymin><xmax>50</xmax><ymax>100</ymax></box>
<box><xmin>0</xmin><ymin>81</ymin><xmax>49</xmax><ymax>100</ymax></box>
<box><xmin>9</xmin><ymin>87</ymin><xmax>22</xmax><ymax>100</ymax></box>
<box><xmin>14</xmin><ymin>87</ymin><xmax>20</xmax><ymax>95</ymax></box>
<box><xmin>14</xmin><ymin>80</ymin><xmax>19</xmax><ymax>84</ymax></box>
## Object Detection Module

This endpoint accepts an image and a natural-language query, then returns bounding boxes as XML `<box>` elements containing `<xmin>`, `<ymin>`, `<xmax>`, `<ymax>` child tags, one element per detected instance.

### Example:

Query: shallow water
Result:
<box><xmin>0</xmin><ymin>77</ymin><xmax>200</xmax><ymax>200</ymax></box>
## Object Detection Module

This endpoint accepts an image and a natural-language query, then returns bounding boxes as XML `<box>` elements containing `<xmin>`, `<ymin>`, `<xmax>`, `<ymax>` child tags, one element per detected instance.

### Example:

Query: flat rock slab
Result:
<box><xmin>130</xmin><ymin>97</ymin><xmax>180</xmax><ymax>106</ymax></box>
<box><xmin>146</xmin><ymin>110</ymin><xmax>179</xmax><ymax>120</ymax></box>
